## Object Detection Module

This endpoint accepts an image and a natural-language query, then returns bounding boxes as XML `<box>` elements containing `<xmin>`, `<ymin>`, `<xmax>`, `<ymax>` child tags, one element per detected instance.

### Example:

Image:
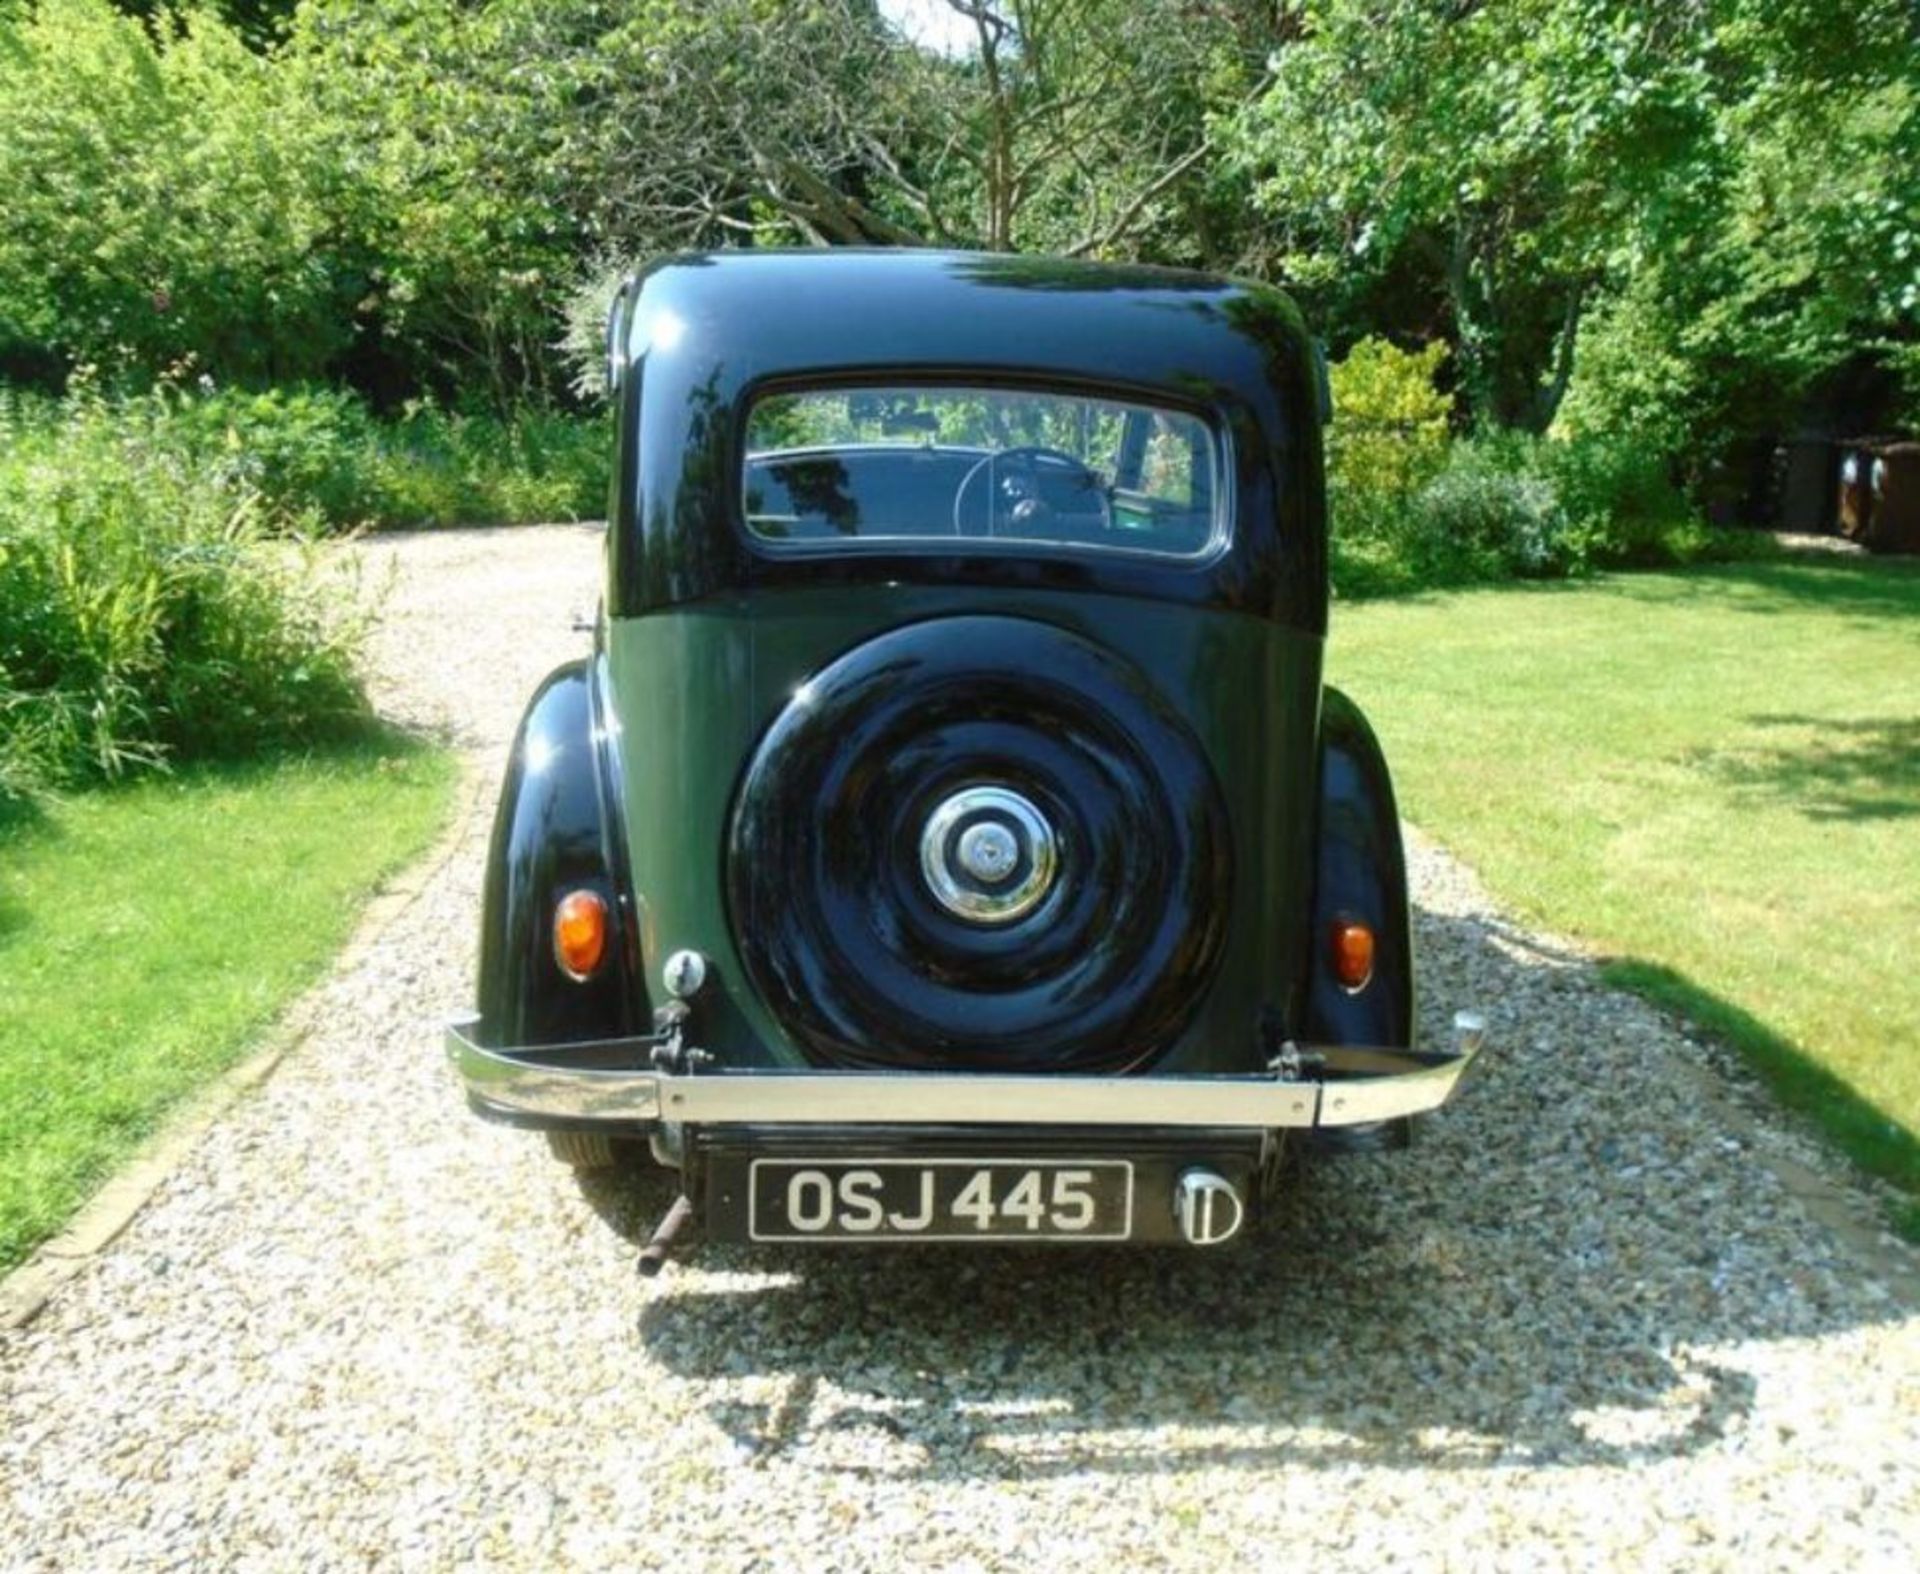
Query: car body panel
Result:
<box><xmin>1305</xmin><ymin>687</ymin><xmax>1415</xmax><ymax>1052</ymax></box>
<box><xmin>475</xmin><ymin>659</ymin><xmax>646</xmax><ymax>1052</ymax></box>
<box><xmin>602</xmin><ymin>586</ymin><xmax>1324</xmax><ymax>1073</ymax></box>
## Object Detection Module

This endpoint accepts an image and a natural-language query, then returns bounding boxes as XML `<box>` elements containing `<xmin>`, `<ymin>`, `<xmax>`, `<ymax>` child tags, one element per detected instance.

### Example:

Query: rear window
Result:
<box><xmin>742</xmin><ymin>386</ymin><xmax>1222</xmax><ymax>559</ymax></box>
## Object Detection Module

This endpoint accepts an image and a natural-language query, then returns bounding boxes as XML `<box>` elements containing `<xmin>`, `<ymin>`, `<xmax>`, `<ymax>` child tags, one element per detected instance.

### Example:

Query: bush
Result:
<box><xmin>1326</xmin><ymin>338</ymin><xmax>1455</xmax><ymax>535</ymax></box>
<box><xmin>0</xmin><ymin>0</ymin><xmax>351</xmax><ymax>386</ymax></box>
<box><xmin>1329</xmin><ymin>426</ymin><xmax>1768</xmax><ymax>599</ymax></box>
<box><xmin>357</xmin><ymin>403</ymin><xmax>608</xmax><ymax>529</ymax></box>
<box><xmin>84</xmin><ymin>386</ymin><xmax>607</xmax><ymax>533</ymax></box>
<box><xmin>1407</xmin><ymin>459</ymin><xmax>1570</xmax><ymax>579</ymax></box>
<box><xmin>169</xmin><ymin>387</ymin><xmax>384</xmax><ymax>525</ymax></box>
<box><xmin>1539</xmin><ymin>430</ymin><xmax>1701</xmax><ymax>568</ymax></box>
<box><xmin>0</xmin><ymin>391</ymin><xmax>370</xmax><ymax>796</ymax></box>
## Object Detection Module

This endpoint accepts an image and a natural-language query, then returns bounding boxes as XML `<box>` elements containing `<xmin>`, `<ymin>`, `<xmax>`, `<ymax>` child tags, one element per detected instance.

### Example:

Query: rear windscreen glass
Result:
<box><xmin>742</xmin><ymin>386</ymin><xmax>1222</xmax><ymax>559</ymax></box>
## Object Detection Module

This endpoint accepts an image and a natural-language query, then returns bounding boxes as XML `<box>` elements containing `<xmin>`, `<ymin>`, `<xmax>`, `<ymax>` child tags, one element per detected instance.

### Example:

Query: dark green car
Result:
<box><xmin>448</xmin><ymin>250</ymin><xmax>1483</xmax><ymax>1266</ymax></box>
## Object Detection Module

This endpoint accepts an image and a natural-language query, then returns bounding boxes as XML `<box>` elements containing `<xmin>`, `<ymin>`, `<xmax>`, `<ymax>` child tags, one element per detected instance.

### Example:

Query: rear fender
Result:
<box><xmin>476</xmin><ymin>656</ymin><xmax>647</xmax><ymax>1051</ymax></box>
<box><xmin>1303</xmin><ymin>686</ymin><xmax>1414</xmax><ymax>1052</ymax></box>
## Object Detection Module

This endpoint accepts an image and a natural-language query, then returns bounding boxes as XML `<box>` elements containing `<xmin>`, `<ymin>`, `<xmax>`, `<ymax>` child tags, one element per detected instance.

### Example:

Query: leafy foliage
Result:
<box><xmin>1557</xmin><ymin>51</ymin><xmax>1919</xmax><ymax>465</ymax></box>
<box><xmin>1224</xmin><ymin>0</ymin><xmax>1918</xmax><ymax>454</ymax></box>
<box><xmin>0</xmin><ymin>0</ymin><xmax>351</xmax><ymax>386</ymax></box>
<box><xmin>0</xmin><ymin>0</ymin><xmax>1912</xmax><ymax>594</ymax></box>
<box><xmin>164</xmin><ymin>389</ymin><xmax>608</xmax><ymax>529</ymax></box>
<box><xmin>1323</xmin><ymin>339</ymin><xmax>1767</xmax><ymax>596</ymax></box>
<box><xmin>0</xmin><ymin>389</ymin><xmax>370</xmax><ymax>797</ymax></box>
<box><xmin>278</xmin><ymin>0</ymin><xmax>585</xmax><ymax>406</ymax></box>
<box><xmin>1406</xmin><ymin>461</ymin><xmax>1569</xmax><ymax>581</ymax></box>
<box><xmin>1326</xmin><ymin>338</ymin><xmax>1455</xmax><ymax>515</ymax></box>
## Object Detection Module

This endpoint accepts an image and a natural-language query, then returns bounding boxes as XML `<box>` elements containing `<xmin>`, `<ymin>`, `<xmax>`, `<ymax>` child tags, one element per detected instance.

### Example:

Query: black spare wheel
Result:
<box><xmin>728</xmin><ymin>615</ymin><xmax>1231</xmax><ymax>1073</ymax></box>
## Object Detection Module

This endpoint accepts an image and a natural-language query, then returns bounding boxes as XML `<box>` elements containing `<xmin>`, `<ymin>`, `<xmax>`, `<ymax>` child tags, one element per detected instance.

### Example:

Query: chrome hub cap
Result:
<box><xmin>920</xmin><ymin>786</ymin><xmax>1057</xmax><ymax>924</ymax></box>
<box><xmin>956</xmin><ymin>821</ymin><xmax>1018</xmax><ymax>882</ymax></box>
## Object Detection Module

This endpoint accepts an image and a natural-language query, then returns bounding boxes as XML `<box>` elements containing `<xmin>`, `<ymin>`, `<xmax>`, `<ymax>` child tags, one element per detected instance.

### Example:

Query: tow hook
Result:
<box><xmin>637</xmin><ymin>1193</ymin><xmax>695</xmax><ymax>1277</ymax></box>
<box><xmin>1174</xmin><ymin>1168</ymin><xmax>1246</xmax><ymax>1246</ymax></box>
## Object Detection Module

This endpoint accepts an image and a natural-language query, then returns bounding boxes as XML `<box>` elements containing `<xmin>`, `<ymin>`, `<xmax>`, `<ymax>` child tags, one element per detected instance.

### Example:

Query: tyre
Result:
<box><xmin>545</xmin><ymin>1129</ymin><xmax>621</xmax><ymax>1170</ymax></box>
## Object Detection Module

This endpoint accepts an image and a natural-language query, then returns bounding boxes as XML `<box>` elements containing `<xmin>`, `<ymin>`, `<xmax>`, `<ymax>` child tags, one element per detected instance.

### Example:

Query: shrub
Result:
<box><xmin>0</xmin><ymin>0</ymin><xmax>350</xmax><ymax>386</ymax></box>
<box><xmin>1407</xmin><ymin>460</ymin><xmax>1569</xmax><ymax>579</ymax></box>
<box><xmin>365</xmin><ymin>403</ymin><xmax>607</xmax><ymax>528</ymax></box>
<box><xmin>1329</xmin><ymin>426</ymin><xmax>1767</xmax><ymax>599</ymax></box>
<box><xmin>72</xmin><ymin>386</ymin><xmax>608</xmax><ymax>533</ymax></box>
<box><xmin>168</xmin><ymin>387</ymin><xmax>382</xmax><ymax>525</ymax></box>
<box><xmin>561</xmin><ymin>262</ymin><xmax>629</xmax><ymax>405</ymax></box>
<box><xmin>1440</xmin><ymin>432</ymin><xmax>1747</xmax><ymax>576</ymax></box>
<box><xmin>1539</xmin><ymin>431</ymin><xmax>1700</xmax><ymax>568</ymax></box>
<box><xmin>1326</xmin><ymin>338</ymin><xmax>1455</xmax><ymax>537</ymax></box>
<box><xmin>0</xmin><ymin>391</ymin><xmax>370</xmax><ymax>794</ymax></box>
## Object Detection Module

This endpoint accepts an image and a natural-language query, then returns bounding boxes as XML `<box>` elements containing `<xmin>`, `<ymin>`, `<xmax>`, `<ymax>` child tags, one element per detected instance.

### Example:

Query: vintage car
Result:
<box><xmin>447</xmin><ymin>250</ymin><xmax>1484</xmax><ymax>1268</ymax></box>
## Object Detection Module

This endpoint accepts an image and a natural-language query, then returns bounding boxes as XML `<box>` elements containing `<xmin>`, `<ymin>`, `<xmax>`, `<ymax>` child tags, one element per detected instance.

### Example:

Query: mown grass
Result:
<box><xmin>1330</xmin><ymin>555</ymin><xmax>1920</xmax><ymax>1236</ymax></box>
<box><xmin>0</xmin><ymin>735</ymin><xmax>456</xmax><ymax>1270</ymax></box>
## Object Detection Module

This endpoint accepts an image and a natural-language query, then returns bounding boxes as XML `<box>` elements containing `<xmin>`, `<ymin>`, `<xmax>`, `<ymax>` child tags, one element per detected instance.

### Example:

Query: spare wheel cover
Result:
<box><xmin>727</xmin><ymin>615</ymin><xmax>1231</xmax><ymax>1073</ymax></box>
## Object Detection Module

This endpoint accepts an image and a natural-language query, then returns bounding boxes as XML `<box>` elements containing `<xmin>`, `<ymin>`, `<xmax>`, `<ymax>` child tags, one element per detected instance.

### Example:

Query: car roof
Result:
<box><xmin>610</xmin><ymin>250</ymin><xmax>1327</xmax><ymax>629</ymax></box>
<box><xmin>619</xmin><ymin>249</ymin><xmax>1307</xmax><ymax>411</ymax></box>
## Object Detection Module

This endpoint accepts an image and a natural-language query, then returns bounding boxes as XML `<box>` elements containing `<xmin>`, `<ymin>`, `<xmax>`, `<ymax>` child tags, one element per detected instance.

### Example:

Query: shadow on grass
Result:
<box><xmin>0</xmin><ymin>786</ymin><xmax>46</xmax><ymax>835</ymax></box>
<box><xmin>0</xmin><ymin>788</ymin><xmax>52</xmax><ymax>942</ymax></box>
<box><xmin>1686</xmin><ymin>714</ymin><xmax>1920</xmax><ymax>822</ymax></box>
<box><xmin>1603</xmin><ymin>956</ymin><xmax>1919</xmax><ymax>1235</ymax></box>
<box><xmin>109</xmin><ymin>719</ymin><xmax>434</xmax><ymax>799</ymax></box>
<box><xmin>1603</xmin><ymin>553</ymin><xmax>1920</xmax><ymax>620</ymax></box>
<box><xmin>563</xmin><ymin>896</ymin><xmax>1914</xmax><ymax>1484</ymax></box>
<box><xmin>1337</xmin><ymin>548</ymin><xmax>1920</xmax><ymax>619</ymax></box>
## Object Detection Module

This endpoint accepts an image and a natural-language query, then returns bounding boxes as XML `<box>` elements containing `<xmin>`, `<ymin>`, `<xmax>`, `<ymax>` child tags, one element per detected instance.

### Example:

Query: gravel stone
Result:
<box><xmin>2</xmin><ymin>524</ymin><xmax>1916</xmax><ymax>1570</ymax></box>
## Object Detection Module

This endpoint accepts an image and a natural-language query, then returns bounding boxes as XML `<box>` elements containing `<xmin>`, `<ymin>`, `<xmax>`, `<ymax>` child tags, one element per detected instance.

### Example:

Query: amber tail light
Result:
<box><xmin>1329</xmin><ymin>916</ymin><xmax>1375</xmax><ymax>991</ymax></box>
<box><xmin>553</xmin><ymin>889</ymin><xmax>609</xmax><ymax>981</ymax></box>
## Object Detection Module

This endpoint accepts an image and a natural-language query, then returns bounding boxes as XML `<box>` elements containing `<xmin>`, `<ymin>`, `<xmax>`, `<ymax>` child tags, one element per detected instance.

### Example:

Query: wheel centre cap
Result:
<box><xmin>920</xmin><ymin>786</ymin><xmax>1057</xmax><ymax>924</ymax></box>
<box><xmin>956</xmin><ymin>821</ymin><xmax>1019</xmax><ymax>882</ymax></box>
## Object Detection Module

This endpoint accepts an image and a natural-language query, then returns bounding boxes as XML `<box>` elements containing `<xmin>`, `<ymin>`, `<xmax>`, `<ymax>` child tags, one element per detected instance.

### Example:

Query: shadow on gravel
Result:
<box><xmin>576</xmin><ymin>902</ymin><xmax>1898</xmax><ymax>1482</ymax></box>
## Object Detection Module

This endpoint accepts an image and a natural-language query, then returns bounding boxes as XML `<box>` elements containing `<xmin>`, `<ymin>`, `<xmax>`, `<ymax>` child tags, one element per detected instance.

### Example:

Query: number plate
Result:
<box><xmin>747</xmin><ymin>1158</ymin><xmax>1134</xmax><ymax>1242</ymax></box>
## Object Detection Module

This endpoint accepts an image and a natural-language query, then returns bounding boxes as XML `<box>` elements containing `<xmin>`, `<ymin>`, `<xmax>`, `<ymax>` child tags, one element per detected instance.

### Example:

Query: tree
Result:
<box><xmin>0</xmin><ymin>0</ymin><xmax>350</xmax><ymax>386</ymax></box>
<box><xmin>1224</xmin><ymin>0</ymin><xmax>1918</xmax><ymax>447</ymax></box>
<box><xmin>541</xmin><ymin>0</ymin><xmax>1247</xmax><ymax>262</ymax></box>
<box><xmin>1224</xmin><ymin>0</ymin><xmax>1722</xmax><ymax>429</ymax></box>
<box><xmin>283</xmin><ymin>0</ymin><xmax>589</xmax><ymax>408</ymax></box>
<box><xmin>893</xmin><ymin>0</ymin><xmax>1233</xmax><ymax>257</ymax></box>
<box><xmin>1561</xmin><ymin>8</ymin><xmax>1918</xmax><ymax>459</ymax></box>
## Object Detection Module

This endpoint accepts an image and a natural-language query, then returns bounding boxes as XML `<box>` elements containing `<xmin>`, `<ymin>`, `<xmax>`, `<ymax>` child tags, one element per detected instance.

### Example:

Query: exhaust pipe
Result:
<box><xmin>637</xmin><ymin>1193</ymin><xmax>695</xmax><ymax>1277</ymax></box>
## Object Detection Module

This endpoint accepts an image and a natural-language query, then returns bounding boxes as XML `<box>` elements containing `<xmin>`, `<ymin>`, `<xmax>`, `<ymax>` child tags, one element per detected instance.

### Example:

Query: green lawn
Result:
<box><xmin>0</xmin><ymin>738</ymin><xmax>457</xmax><ymax>1269</ymax></box>
<box><xmin>1331</xmin><ymin>556</ymin><xmax>1920</xmax><ymax>1234</ymax></box>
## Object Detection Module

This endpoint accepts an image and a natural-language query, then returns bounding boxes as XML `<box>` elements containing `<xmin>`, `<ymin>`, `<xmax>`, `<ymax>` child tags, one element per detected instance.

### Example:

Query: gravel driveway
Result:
<box><xmin>3</xmin><ymin>525</ymin><xmax>1915</xmax><ymax>1570</ymax></box>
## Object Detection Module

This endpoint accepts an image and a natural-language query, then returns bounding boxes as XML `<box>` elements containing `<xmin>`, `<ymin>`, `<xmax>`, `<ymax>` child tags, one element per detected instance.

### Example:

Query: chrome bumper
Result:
<box><xmin>445</xmin><ymin>1012</ymin><xmax>1486</xmax><ymax>1131</ymax></box>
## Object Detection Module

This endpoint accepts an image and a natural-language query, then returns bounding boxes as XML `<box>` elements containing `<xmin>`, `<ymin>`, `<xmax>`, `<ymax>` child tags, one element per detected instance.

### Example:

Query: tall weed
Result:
<box><xmin>0</xmin><ymin>391</ymin><xmax>369</xmax><ymax>798</ymax></box>
<box><xmin>162</xmin><ymin>387</ymin><xmax>607</xmax><ymax>530</ymax></box>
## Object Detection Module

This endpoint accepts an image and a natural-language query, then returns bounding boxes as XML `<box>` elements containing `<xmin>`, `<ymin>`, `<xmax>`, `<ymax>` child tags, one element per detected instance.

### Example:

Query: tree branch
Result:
<box><xmin>1065</xmin><ymin>139</ymin><xmax>1212</xmax><ymax>257</ymax></box>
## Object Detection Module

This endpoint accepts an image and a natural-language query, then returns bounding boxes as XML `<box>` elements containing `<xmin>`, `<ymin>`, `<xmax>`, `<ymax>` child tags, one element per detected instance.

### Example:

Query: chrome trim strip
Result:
<box><xmin>446</xmin><ymin>1012</ymin><xmax>1486</xmax><ymax>1131</ymax></box>
<box><xmin>655</xmin><ymin>1068</ymin><xmax>1322</xmax><ymax>1128</ymax></box>
<box><xmin>1315</xmin><ymin>1059</ymin><xmax>1467</xmax><ymax>1125</ymax></box>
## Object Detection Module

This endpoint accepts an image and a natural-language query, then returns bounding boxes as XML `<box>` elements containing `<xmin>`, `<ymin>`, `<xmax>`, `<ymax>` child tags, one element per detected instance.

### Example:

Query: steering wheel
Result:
<box><xmin>952</xmin><ymin>446</ymin><xmax>1112</xmax><ymax>538</ymax></box>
